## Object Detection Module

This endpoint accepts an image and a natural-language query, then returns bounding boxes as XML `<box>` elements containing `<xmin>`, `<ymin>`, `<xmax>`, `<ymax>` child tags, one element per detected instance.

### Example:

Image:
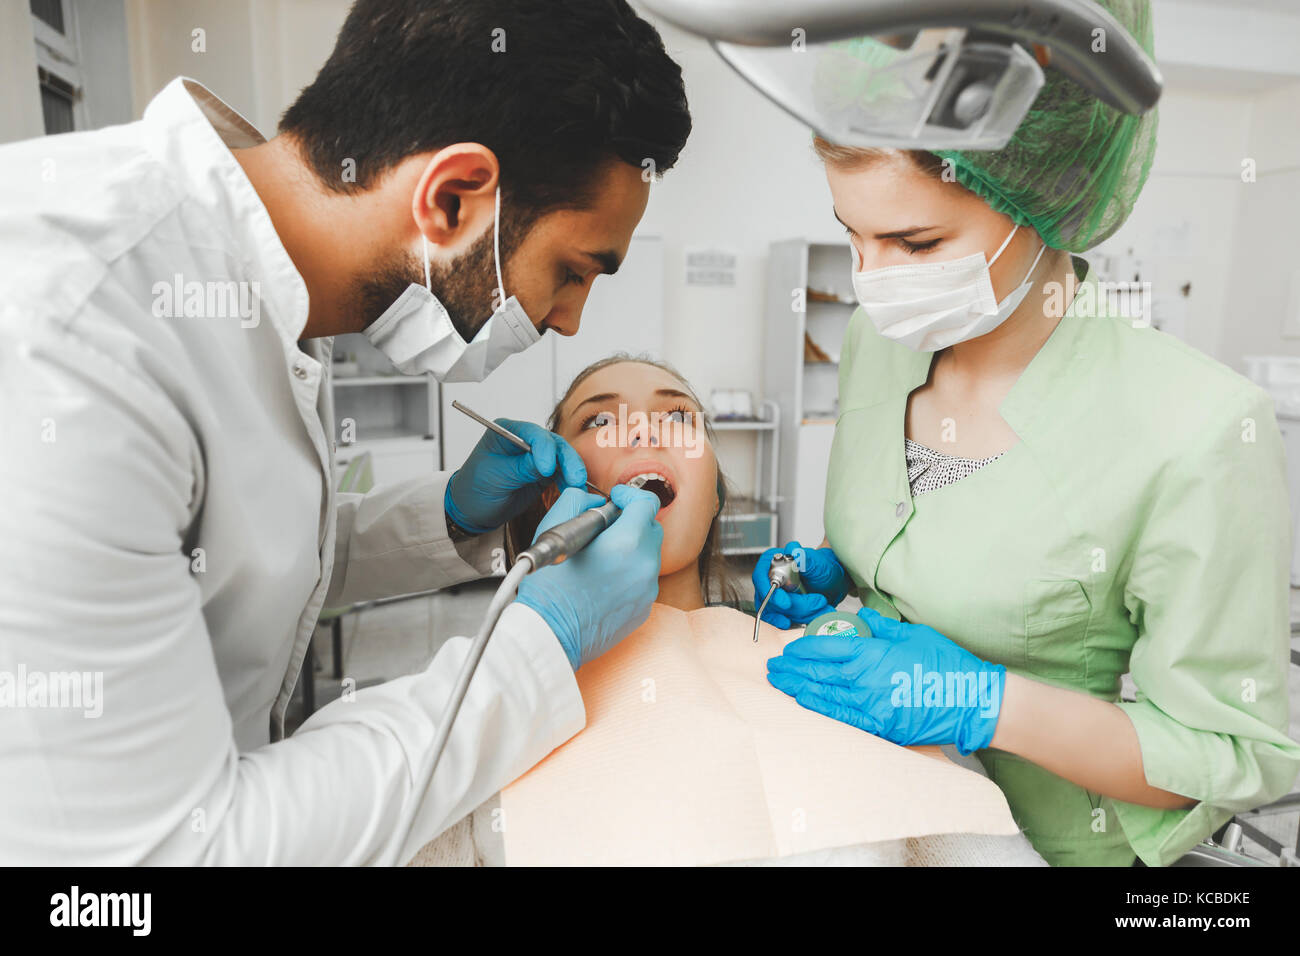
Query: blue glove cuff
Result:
<box><xmin>444</xmin><ymin>478</ymin><xmax>495</xmax><ymax>536</ymax></box>
<box><xmin>515</xmin><ymin>592</ymin><xmax>581</xmax><ymax>671</ymax></box>
<box><xmin>810</xmin><ymin>547</ymin><xmax>851</xmax><ymax>606</ymax></box>
<box><xmin>955</xmin><ymin>663</ymin><xmax>1007</xmax><ymax>756</ymax></box>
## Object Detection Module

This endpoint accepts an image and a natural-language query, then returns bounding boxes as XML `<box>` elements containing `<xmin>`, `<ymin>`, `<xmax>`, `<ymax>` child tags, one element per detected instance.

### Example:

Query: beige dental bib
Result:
<box><xmin>500</xmin><ymin>603</ymin><xmax>1019</xmax><ymax>866</ymax></box>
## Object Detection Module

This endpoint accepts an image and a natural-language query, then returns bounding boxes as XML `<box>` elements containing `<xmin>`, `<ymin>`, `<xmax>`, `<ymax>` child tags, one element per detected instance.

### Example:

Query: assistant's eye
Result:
<box><xmin>565</xmin><ymin>269</ymin><xmax>585</xmax><ymax>287</ymax></box>
<box><xmin>899</xmin><ymin>238</ymin><xmax>942</xmax><ymax>255</ymax></box>
<box><xmin>581</xmin><ymin>411</ymin><xmax>615</xmax><ymax>430</ymax></box>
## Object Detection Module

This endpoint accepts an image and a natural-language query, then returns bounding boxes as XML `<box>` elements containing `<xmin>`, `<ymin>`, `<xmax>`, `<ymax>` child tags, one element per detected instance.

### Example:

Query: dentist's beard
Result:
<box><xmin>355</xmin><ymin>225</ymin><xmax>499</xmax><ymax>340</ymax></box>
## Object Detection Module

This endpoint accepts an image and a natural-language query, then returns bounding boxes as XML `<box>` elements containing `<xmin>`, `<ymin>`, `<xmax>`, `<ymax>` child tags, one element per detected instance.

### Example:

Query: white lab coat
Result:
<box><xmin>0</xmin><ymin>77</ymin><xmax>584</xmax><ymax>865</ymax></box>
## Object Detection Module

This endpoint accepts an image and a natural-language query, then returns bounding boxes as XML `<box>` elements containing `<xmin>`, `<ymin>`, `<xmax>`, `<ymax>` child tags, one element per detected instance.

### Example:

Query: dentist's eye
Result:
<box><xmin>565</xmin><ymin>269</ymin><xmax>585</xmax><ymax>287</ymax></box>
<box><xmin>581</xmin><ymin>411</ymin><xmax>615</xmax><ymax>430</ymax></box>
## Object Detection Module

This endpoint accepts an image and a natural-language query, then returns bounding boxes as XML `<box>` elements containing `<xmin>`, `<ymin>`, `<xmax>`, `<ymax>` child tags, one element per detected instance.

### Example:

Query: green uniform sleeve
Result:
<box><xmin>1115</xmin><ymin>386</ymin><xmax>1300</xmax><ymax>865</ymax></box>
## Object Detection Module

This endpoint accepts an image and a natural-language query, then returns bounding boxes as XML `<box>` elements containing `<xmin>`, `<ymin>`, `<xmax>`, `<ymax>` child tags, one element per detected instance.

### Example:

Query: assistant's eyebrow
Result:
<box><xmin>832</xmin><ymin>207</ymin><xmax>939</xmax><ymax>240</ymax></box>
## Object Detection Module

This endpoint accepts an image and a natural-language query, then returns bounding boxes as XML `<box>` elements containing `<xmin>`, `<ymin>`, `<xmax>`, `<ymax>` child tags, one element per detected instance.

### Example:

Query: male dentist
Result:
<box><xmin>0</xmin><ymin>0</ymin><xmax>689</xmax><ymax>864</ymax></box>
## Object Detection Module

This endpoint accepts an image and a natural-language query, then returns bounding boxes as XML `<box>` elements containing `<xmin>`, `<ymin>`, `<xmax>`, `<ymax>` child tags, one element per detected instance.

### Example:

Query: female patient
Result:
<box><xmin>410</xmin><ymin>355</ymin><xmax>1044</xmax><ymax>866</ymax></box>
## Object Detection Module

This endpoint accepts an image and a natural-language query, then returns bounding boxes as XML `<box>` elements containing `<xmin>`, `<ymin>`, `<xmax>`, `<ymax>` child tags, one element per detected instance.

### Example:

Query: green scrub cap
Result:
<box><xmin>825</xmin><ymin>0</ymin><xmax>1159</xmax><ymax>252</ymax></box>
<box><xmin>936</xmin><ymin>0</ymin><xmax>1158</xmax><ymax>251</ymax></box>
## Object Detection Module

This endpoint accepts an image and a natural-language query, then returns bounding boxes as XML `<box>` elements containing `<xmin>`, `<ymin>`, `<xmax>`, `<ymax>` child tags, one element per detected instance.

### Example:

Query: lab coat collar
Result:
<box><xmin>139</xmin><ymin>77</ymin><xmax>310</xmax><ymax>345</ymax></box>
<box><xmin>881</xmin><ymin>257</ymin><xmax>1102</xmax><ymax>441</ymax></box>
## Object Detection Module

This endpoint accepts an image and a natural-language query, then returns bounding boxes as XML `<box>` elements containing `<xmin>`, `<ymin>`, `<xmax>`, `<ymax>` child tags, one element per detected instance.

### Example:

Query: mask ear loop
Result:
<box><xmin>422</xmin><ymin>234</ymin><xmax>431</xmax><ymax>293</ymax></box>
<box><xmin>1019</xmin><ymin>241</ymin><xmax>1049</xmax><ymax>286</ymax></box>
<box><xmin>492</xmin><ymin>184</ymin><xmax>506</xmax><ymax>315</ymax></box>
<box><xmin>988</xmin><ymin>224</ymin><xmax>1020</xmax><ymax>267</ymax></box>
<box><xmin>989</xmin><ymin>223</ymin><xmax>1048</xmax><ymax>291</ymax></box>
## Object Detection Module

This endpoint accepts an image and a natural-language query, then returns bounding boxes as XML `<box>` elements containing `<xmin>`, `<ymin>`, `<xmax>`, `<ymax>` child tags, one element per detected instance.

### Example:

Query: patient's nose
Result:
<box><xmin>627</xmin><ymin>417</ymin><xmax>660</xmax><ymax>448</ymax></box>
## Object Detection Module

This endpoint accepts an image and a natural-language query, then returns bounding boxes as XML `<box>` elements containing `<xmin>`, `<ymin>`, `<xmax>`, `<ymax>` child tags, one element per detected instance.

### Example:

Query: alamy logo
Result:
<box><xmin>591</xmin><ymin>404</ymin><xmax>706</xmax><ymax>459</ymax></box>
<box><xmin>0</xmin><ymin>665</ymin><xmax>102</xmax><ymax>718</ymax></box>
<box><xmin>50</xmin><ymin>886</ymin><xmax>151</xmax><ymax>936</ymax></box>
<box><xmin>152</xmin><ymin>274</ymin><xmax>260</xmax><ymax>328</ymax></box>
<box><xmin>890</xmin><ymin>665</ymin><xmax>1002</xmax><ymax>718</ymax></box>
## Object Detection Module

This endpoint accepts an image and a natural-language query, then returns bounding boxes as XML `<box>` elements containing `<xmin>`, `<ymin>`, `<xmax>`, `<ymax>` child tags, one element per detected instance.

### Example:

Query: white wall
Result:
<box><xmin>1222</xmin><ymin>82</ymin><xmax>1300</xmax><ymax>368</ymax></box>
<box><xmin>1094</xmin><ymin>88</ymin><xmax>1253</xmax><ymax>362</ymax></box>
<box><xmin>0</xmin><ymin>1</ymin><xmax>44</xmax><ymax>144</ymax></box>
<box><xmin>73</xmin><ymin>0</ymin><xmax>134</xmax><ymax>130</ymax></box>
<box><xmin>124</xmin><ymin>0</ymin><xmax>349</xmax><ymax>134</ymax></box>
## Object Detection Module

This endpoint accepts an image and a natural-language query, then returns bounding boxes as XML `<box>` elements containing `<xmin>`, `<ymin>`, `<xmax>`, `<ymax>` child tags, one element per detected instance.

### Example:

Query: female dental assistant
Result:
<box><xmin>759</xmin><ymin>0</ymin><xmax>1300</xmax><ymax>866</ymax></box>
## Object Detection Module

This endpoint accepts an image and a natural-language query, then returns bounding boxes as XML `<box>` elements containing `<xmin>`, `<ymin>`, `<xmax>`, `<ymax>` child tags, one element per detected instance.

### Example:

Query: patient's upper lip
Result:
<box><xmin>615</xmin><ymin>458</ymin><xmax>679</xmax><ymax>492</ymax></box>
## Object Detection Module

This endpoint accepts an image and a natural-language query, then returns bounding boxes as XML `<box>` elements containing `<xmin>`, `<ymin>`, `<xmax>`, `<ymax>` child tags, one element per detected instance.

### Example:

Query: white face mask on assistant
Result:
<box><xmin>363</xmin><ymin>185</ymin><xmax>541</xmax><ymax>383</ymax></box>
<box><xmin>851</xmin><ymin>223</ymin><xmax>1048</xmax><ymax>352</ymax></box>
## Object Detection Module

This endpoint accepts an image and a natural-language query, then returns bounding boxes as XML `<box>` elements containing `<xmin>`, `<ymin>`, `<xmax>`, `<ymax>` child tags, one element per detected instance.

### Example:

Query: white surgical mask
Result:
<box><xmin>851</xmin><ymin>224</ymin><xmax>1048</xmax><ymax>352</ymax></box>
<box><xmin>363</xmin><ymin>185</ymin><xmax>541</xmax><ymax>382</ymax></box>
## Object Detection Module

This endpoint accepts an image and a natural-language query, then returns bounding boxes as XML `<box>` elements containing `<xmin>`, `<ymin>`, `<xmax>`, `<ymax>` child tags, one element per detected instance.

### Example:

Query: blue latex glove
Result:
<box><xmin>445</xmin><ymin>419</ymin><xmax>587</xmax><ymax>534</ymax></box>
<box><xmin>752</xmin><ymin>541</ymin><xmax>850</xmax><ymax>629</ymax></box>
<box><xmin>515</xmin><ymin>484</ymin><xmax>663</xmax><ymax>671</ymax></box>
<box><xmin>766</xmin><ymin>607</ymin><xmax>1006</xmax><ymax>755</ymax></box>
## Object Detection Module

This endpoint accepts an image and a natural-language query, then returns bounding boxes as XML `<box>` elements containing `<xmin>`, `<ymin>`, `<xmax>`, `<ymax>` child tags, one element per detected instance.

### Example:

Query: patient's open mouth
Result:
<box><xmin>627</xmin><ymin>471</ymin><xmax>677</xmax><ymax>511</ymax></box>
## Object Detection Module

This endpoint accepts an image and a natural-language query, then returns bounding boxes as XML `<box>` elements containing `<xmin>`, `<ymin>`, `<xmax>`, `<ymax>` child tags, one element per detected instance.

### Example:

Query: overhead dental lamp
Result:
<box><xmin>638</xmin><ymin>0</ymin><xmax>1163</xmax><ymax>150</ymax></box>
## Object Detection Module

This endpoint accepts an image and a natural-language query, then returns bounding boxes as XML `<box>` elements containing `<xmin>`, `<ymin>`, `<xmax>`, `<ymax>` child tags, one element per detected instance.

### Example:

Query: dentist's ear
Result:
<box><xmin>411</xmin><ymin>143</ymin><xmax>500</xmax><ymax>251</ymax></box>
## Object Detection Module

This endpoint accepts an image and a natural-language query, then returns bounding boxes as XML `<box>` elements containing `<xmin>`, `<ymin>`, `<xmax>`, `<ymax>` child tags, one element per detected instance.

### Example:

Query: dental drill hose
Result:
<box><xmin>421</xmin><ymin>496</ymin><xmax>625</xmax><ymax>804</ymax></box>
<box><xmin>754</xmin><ymin>552</ymin><xmax>801</xmax><ymax>642</ymax></box>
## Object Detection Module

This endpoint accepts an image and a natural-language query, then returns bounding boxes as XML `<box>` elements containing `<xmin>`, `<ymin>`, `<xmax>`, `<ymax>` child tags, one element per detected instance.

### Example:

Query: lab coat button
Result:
<box><xmin>895</xmin><ymin>501</ymin><xmax>905</xmax><ymax>517</ymax></box>
<box><xmin>293</xmin><ymin>364</ymin><xmax>308</xmax><ymax>379</ymax></box>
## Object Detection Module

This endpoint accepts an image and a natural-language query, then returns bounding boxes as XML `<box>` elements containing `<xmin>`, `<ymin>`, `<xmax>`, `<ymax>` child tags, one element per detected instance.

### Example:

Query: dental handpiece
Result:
<box><xmin>754</xmin><ymin>552</ymin><xmax>801</xmax><ymax>642</ymax></box>
<box><xmin>518</xmin><ymin>474</ymin><xmax>651</xmax><ymax>571</ymax></box>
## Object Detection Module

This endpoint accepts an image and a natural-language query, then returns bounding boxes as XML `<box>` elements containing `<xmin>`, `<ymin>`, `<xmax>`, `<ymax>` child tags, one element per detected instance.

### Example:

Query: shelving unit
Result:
<box><xmin>762</xmin><ymin>240</ymin><xmax>857</xmax><ymax>545</ymax></box>
<box><xmin>329</xmin><ymin>333</ymin><xmax>440</xmax><ymax>486</ymax></box>
<box><xmin>716</xmin><ymin>400</ymin><xmax>780</xmax><ymax>556</ymax></box>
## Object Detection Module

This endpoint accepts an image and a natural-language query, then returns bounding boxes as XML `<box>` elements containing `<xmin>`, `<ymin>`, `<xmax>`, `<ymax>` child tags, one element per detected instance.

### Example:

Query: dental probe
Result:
<box><xmin>754</xmin><ymin>552</ymin><xmax>801</xmax><ymax>642</ymax></box>
<box><xmin>451</xmin><ymin>400</ymin><xmax>608</xmax><ymax>498</ymax></box>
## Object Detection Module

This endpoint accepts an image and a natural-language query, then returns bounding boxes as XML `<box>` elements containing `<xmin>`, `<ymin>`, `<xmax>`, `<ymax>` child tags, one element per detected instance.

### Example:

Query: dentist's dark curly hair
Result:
<box><xmin>280</xmin><ymin>0</ymin><xmax>691</xmax><ymax>226</ymax></box>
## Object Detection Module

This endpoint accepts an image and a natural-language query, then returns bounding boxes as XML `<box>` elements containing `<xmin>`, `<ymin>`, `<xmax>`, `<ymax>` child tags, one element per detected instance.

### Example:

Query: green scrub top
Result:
<box><xmin>825</xmin><ymin>258</ymin><xmax>1300</xmax><ymax>866</ymax></box>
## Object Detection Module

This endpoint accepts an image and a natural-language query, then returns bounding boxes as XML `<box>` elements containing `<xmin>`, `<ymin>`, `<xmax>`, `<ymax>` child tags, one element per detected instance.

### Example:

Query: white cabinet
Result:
<box><xmin>791</xmin><ymin>421</ymin><xmax>836</xmax><ymax>544</ymax></box>
<box><xmin>329</xmin><ymin>337</ymin><xmax>440</xmax><ymax>488</ymax></box>
<box><xmin>335</xmin><ymin>439</ymin><xmax>437</xmax><ymax>486</ymax></box>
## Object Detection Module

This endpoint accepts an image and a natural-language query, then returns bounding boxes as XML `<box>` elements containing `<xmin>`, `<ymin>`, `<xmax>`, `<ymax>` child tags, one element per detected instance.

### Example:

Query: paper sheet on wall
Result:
<box><xmin>502</xmin><ymin>604</ymin><xmax>1020</xmax><ymax>866</ymax></box>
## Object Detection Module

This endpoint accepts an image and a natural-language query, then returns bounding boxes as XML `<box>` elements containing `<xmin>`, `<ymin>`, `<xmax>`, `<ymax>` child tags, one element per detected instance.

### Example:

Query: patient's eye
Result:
<box><xmin>581</xmin><ymin>411</ymin><xmax>615</xmax><ymax>430</ymax></box>
<box><xmin>664</xmin><ymin>406</ymin><xmax>695</xmax><ymax>425</ymax></box>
